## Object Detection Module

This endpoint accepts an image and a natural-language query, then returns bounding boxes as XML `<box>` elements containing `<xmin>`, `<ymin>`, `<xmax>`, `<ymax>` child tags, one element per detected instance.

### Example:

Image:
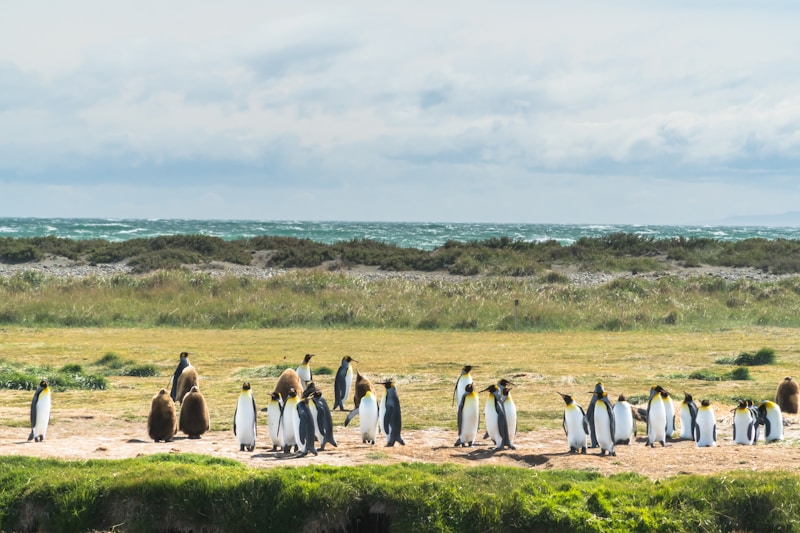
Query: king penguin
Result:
<box><xmin>278</xmin><ymin>388</ymin><xmax>300</xmax><ymax>454</ymax></box>
<box><xmin>296</xmin><ymin>353</ymin><xmax>314</xmax><ymax>390</ymax></box>
<box><xmin>694</xmin><ymin>399</ymin><xmax>717</xmax><ymax>447</ymax></box>
<box><xmin>453</xmin><ymin>365</ymin><xmax>475</xmax><ymax>409</ymax></box>
<box><xmin>775</xmin><ymin>377</ymin><xmax>799</xmax><ymax>414</ymax></box>
<box><xmin>646</xmin><ymin>385</ymin><xmax>668</xmax><ymax>447</ymax></box>
<box><xmin>758</xmin><ymin>400</ymin><xmax>784</xmax><ymax>443</ymax></box>
<box><xmin>679</xmin><ymin>392</ymin><xmax>698</xmax><ymax>440</ymax></box>
<box><xmin>612</xmin><ymin>393</ymin><xmax>636</xmax><ymax>445</ymax></box>
<box><xmin>586</xmin><ymin>382</ymin><xmax>605</xmax><ymax>448</ymax></box>
<box><xmin>558</xmin><ymin>392</ymin><xmax>588</xmax><ymax>454</ymax></box>
<box><xmin>147</xmin><ymin>388</ymin><xmax>177</xmax><ymax>442</ymax></box>
<box><xmin>732</xmin><ymin>399</ymin><xmax>756</xmax><ymax>445</ymax></box>
<box><xmin>307</xmin><ymin>385</ymin><xmax>337</xmax><ymax>450</ymax></box>
<box><xmin>357</xmin><ymin>389</ymin><xmax>379</xmax><ymax>444</ymax></box>
<box><xmin>179</xmin><ymin>385</ymin><xmax>209</xmax><ymax>439</ymax></box>
<box><xmin>502</xmin><ymin>386</ymin><xmax>517</xmax><ymax>448</ymax></box>
<box><xmin>267</xmin><ymin>391</ymin><xmax>284</xmax><ymax>452</ymax></box>
<box><xmin>378</xmin><ymin>379</ymin><xmax>405</xmax><ymax>447</ymax></box>
<box><xmin>234</xmin><ymin>382</ymin><xmax>257</xmax><ymax>452</ymax></box>
<box><xmin>455</xmin><ymin>383</ymin><xmax>480</xmax><ymax>447</ymax></box>
<box><xmin>481</xmin><ymin>384</ymin><xmax>514</xmax><ymax>451</ymax></box>
<box><xmin>295</xmin><ymin>394</ymin><xmax>319</xmax><ymax>457</ymax></box>
<box><xmin>169</xmin><ymin>351</ymin><xmax>191</xmax><ymax>401</ymax></box>
<box><xmin>333</xmin><ymin>355</ymin><xmax>357</xmax><ymax>411</ymax></box>
<box><xmin>593</xmin><ymin>390</ymin><xmax>616</xmax><ymax>456</ymax></box>
<box><xmin>28</xmin><ymin>380</ymin><xmax>52</xmax><ymax>442</ymax></box>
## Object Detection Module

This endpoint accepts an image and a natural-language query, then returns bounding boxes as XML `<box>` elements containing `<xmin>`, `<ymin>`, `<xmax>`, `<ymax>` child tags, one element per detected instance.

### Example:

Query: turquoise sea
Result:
<box><xmin>1</xmin><ymin>218</ymin><xmax>800</xmax><ymax>250</ymax></box>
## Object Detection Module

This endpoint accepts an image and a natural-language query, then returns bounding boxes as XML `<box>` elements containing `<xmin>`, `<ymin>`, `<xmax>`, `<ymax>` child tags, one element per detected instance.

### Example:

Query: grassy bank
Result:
<box><xmin>4</xmin><ymin>269</ymin><xmax>800</xmax><ymax>331</ymax></box>
<box><xmin>1</xmin><ymin>454</ymin><xmax>797</xmax><ymax>532</ymax></box>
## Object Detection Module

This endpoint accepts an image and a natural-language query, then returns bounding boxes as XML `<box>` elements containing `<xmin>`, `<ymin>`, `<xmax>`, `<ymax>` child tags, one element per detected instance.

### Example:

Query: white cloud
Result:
<box><xmin>1</xmin><ymin>1</ymin><xmax>799</xmax><ymax>222</ymax></box>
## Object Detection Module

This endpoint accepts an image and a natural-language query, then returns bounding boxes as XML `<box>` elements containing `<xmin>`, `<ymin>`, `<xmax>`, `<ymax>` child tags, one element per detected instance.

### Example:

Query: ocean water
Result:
<box><xmin>1</xmin><ymin>218</ymin><xmax>799</xmax><ymax>250</ymax></box>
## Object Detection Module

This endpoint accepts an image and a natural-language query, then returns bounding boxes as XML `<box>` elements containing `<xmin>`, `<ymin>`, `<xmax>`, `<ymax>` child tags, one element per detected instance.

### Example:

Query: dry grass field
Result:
<box><xmin>2</xmin><ymin>326</ymin><xmax>800</xmax><ymax>478</ymax></box>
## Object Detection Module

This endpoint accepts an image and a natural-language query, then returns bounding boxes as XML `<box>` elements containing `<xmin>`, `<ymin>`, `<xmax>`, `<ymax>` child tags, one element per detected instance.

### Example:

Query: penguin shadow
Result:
<box><xmin>507</xmin><ymin>452</ymin><xmax>549</xmax><ymax>467</ymax></box>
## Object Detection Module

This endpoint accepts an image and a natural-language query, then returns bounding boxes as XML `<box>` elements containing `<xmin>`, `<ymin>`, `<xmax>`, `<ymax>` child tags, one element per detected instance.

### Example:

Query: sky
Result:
<box><xmin>1</xmin><ymin>1</ymin><xmax>800</xmax><ymax>224</ymax></box>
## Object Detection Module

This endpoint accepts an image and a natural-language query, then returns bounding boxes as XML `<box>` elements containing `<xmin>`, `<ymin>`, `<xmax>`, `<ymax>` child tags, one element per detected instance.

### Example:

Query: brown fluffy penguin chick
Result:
<box><xmin>179</xmin><ymin>386</ymin><xmax>210</xmax><ymax>438</ymax></box>
<box><xmin>175</xmin><ymin>365</ymin><xmax>199</xmax><ymax>404</ymax></box>
<box><xmin>776</xmin><ymin>376</ymin><xmax>799</xmax><ymax>414</ymax></box>
<box><xmin>353</xmin><ymin>372</ymin><xmax>375</xmax><ymax>409</ymax></box>
<box><xmin>147</xmin><ymin>388</ymin><xmax>177</xmax><ymax>442</ymax></box>
<box><xmin>272</xmin><ymin>368</ymin><xmax>302</xmax><ymax>403</ymax></box>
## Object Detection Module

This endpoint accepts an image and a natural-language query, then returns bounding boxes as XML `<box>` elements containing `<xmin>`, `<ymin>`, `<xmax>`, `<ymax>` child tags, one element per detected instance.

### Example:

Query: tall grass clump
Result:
<box><xmin>0</xmin><ymin>361</ymin><xmax>107</xmax><ymax>390</ymax></box>
<box><xmin>715</xmin><ymin>347</ymin><xmax>777</xmax><ymax>366</ymax></box>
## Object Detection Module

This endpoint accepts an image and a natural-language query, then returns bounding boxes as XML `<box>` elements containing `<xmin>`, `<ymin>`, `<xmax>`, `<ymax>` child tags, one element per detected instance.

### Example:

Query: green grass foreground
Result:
<box><xmin>1</xmin><ymin>454</ymin><xmax>797</xmax><ymax>533</ymax></box>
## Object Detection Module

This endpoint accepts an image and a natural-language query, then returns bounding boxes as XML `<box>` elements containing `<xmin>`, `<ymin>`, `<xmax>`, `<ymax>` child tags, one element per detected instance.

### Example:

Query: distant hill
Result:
<box><xmin>720</xmin><ymin>211</ymin><xmax>800</xmax><ymax>227</ymax></box>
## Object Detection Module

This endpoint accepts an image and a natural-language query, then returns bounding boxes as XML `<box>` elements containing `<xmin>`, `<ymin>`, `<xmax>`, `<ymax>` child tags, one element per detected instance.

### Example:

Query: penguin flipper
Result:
<box><xmin>344</xmin><ymin>408</ymin><xmax>359</xmax><ymax>427</ymax></box>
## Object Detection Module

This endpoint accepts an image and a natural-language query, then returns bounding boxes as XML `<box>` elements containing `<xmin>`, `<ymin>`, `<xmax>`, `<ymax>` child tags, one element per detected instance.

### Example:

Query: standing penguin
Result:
<box><xmin>295</xmin><ymin>395</ymin><xmax>319</xmax><ymax>457</ymax></box>
<box><xmin>279</xmin><ymin>388</ymin><xmax>300</xmax><ymax>454</ymax></box>
<box><xmin>585</xmin><ymin>382</ymin><xmax>605</xmax><ymax>448</ymax></box>
<box><xmin>147</xmin><ymin>388</ymin><xmax>177</xmax><ymax>442</ymax></box>
<box><xmin>28</xmin><ymin>380</ymin><xmax>52</xmax><ymax>442</ymax></box>
<box><xmin>455</xmin><ymin>383</ymin><xmax>480</xmax><ymax>447</ymax></box>
<box><xmin>378</xmin><ymin>379</ymin><xmax>405</xmax><ymax>447</ymax></box>
<box><xmin>612</xmin><ymin>394</ymin><xmax>636</xmax><ymax>445</ymax></box>
<box><xmin>679</xmin><ymin>392</ymin><xmax>698</xmax><ymax>440</ymax></box>
<box><xmin>593</xmin><ymin>391</ymin><xmax>616</xmax><ymax>456</ymax></box>
<box><xmin>267</xmin><ymin>391</ymin><xmax>284</xmax><ymax>452</ymax></box>
<box><xmin>502</xmin><ymin>386</ymin><xmax>517</xmax><ymax>448</ymax></box>
<box><xmin>234</xmin><ymin>382</ymin><xmax>257</xmax><ymax>452</ymax></box>
<box><xmin>453</xmin><ymin>365</ymin><xmax>475</xmax><ymax>408</ymax></box>
<box><xmin>663</xmin><ymin>390</ymin><xmax>676</xmax><ymax>439</ymax></box>
<box><xmin>333</xmin><ymin>356</ymin><xmax>357</xmax><ymax>411</ymax></box>
<box><xmin>746</xmin><ymin>400</ymin><xmax>761</xmax><ymax>442</ymax></box>
<box><xmin>482</xmin><ymin>384</ymin><xmax>514</xmax><ymax>451</ymax></box>
<box><xmin>308</xmin><ymin>386</ymin><xmax>337</xmax><ymax>450</ymax></box>
<box><xmin>758</xmin><ymin>400</ymin><xmax>784</xmax><ymax>443</ymax></box>
<box><xmin>273</xmin><ymin>368</ymin><xmax>302</xmax><ymax>404</ymax></box>
<box><xmin>558</xmin><ymin>392</ymin><xmax>588</xmax><ymax>454</ymax></box>
<box><xmin>732</xmin><ymin>400</ymin><xmax>757</xmax><ymax>445</ymax></box>
<box><xmin>179</xmin><ymin>386</ymin><xmax>209</xmax><ymax>439</ymax></box>
<box><xmin>775</xmin><ymin>377</ymin><xmax>799</xmax><ymax>414</ymax></box>
<box><xmin>646</xmin><ymin>385</ymin><xmax>668</xmax><ymax>447</ymax></box>
<box><xmin>169</xmin><ymin>351</ymin><xmax>191</xmax><ymax>401</ymax></box>
<box><xmin>694</xmin><ymin>399</ymin><xmax>717</xmax><ymax>447</ymax></box>
<box><xmin>357</xmin><ymin>389</ymin><xmax>380</xmax><ymax>444</ymax></box>
<box><xmin>296</xmin><ymin>353</ymin><xmax>314</xmax><ymax>389</ymax></box>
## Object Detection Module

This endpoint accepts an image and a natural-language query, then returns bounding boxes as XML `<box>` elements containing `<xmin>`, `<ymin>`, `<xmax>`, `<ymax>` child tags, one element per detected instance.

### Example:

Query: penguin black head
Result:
<box><xmin>303</xmin><ymin>353</ymin><xmax>314</xmax><ymax>363</ymax></box>
<box><xmin>557</xmin><ymin>392</ymin><xmax>573</xmax><ymax>404</ymax></box>
<box><xmin>660</xmin><ymin>390</ymin><xmax>670</xmax><ymax>399</ymax></box>
<box><xmin>593</xmin><ymin>382</ymin><xmax>605</xmax><ymax>393</ymax></box>
<box><xmin>159</xmin><ymin>388</ymin><xmax>168</xmax><ymax>395</ymax></box>
<box><xmin>302</xmin><ymin>383</ymin><xmax>317</xmax><ymax>399</ymax></box>
<box><xmin>502</xmin><ymin>387</ymin><xmax>512</xmax><ymax>397</ymax></box>
<box><xmin>270</xmin><ymin>391</ymin><xmax>281</xmax><ymax>401</ymax></box>
<box><xmin>497</xmin><ymin>378</ymin><xmax>514</xmax><ymax>388</ymax></box>
<box><xmin>344</xmin><ymin>355</ymin><xmax>358</xmax><ymax>363</ymax></box>
<box><xmin>378</xmin><ymin>380</ymin><xmax>395</xmax><ymax>389</ymax></box>
<box><xmin>480</xmin><ymin>384</ymin><xmax>498</xmax><ymax>394</ymax></box>
<box><xmin>618</xmin><ymin>394</ymin><xmax>627</xmax><ymax>402</ymax></box>
<box><xmin>461</xmin><ymin>365</ymin><xmax>473</xmax><ymax>374</ymax></box>
<box><xmin>683</xmin><ymin>391</ymin><xmax>693</xmax><ymax>401</ymax></box>
<box><xmin>287</xmin><ymin>388</ymin><xmax>298</xmax><ymax>398</ymax></box>
<box><xmin>39</xmin><ymin>380</ymin><xmax>48</xmax><ymax>389</ymax></box>
<box><xmin>700</xmin><ymin>399</ymin><xmax>711</xmax><ymax>407</ymax></box>
<box><xmin>179</xmin><ymin>352</ymin><xmax>191</xmax><ymax>358</ymax></box>
<box><xmin>465</xmin><ymin>383</ymin><xmax>474</xmax><ymax>393</ymax></box>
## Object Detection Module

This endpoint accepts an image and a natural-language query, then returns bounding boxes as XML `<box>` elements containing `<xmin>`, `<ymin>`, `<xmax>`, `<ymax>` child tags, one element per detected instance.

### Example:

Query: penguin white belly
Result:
<box><xmin>458</xmin><ymin>397</ymin><xmax>479</xmax><ymax>446</ymax></box>
<box><xmin>455</xmin><ymin>376</ymin><xmax>472</xmax><ymax>410</ymax></box>
<box><xmin>504</xmin><ymin>398</ymin><xmax>517</xmax><ymax>445</ymax></box>
<box><xmin>344</xmin><ymin>369</ymin><xmax>354</xmax><ymax>406</ymax></box>
<box><xmin>647</xmin><ymin>399</ymin><xmax>667</xmax><ymax>446</ymax></box>
<box><xmin>34</xmin><ymin>393</ymin><xmax>52</xmax><ymax>440</ymax></box>
<box><xmin>695</xmin><ymin>409</ymin><xmax>717</xmax><ymax>447</ymax></box>
<box><xmin>764</xmin><ymin>407</ymin><xmax>783</xmax><ymax>443</ymax></box>
<box><xmin>235</xmin><ymin>396</ymin><xmax>256</xmax><ymax>448</ymax></box>
<box><xmin>733</xmin><ymin>410</ymin><xmax>755</xmax><ymax>445</ymax></box>
<box><xmin>679</xmin><ymin>405</ymin><xmax>694</xmax><ymax>440</ymax></box>
<box><xmin>268</xmin><ymin>401</ymin><xmax>284</xmax><ymax>449</ymax></box>
<box><xmin>359</xmin><ymin>395</ymin><xmax>379</xmax><ymax>444</ymax></box>
<box><xmin>379</xmin><ymin>395</ymin><xmax>387</xmax><ymax>436</ymax></box>
<box><xmin>564</xmin><ymin>407</ymin><xmax>586</xmax><ymax>451</ymax></box>
<box><xmin>612</xmin><ymin>402</ymin><xmax>634</xmax><ymax>444</ymax></box>
<box><xmin>308</xmin><ymin>399</ymin><xmax>323</xmax><ymax>442</ymax></box>
<box><xmin>296</xmin><ymin>366</ymin><xmax>311</xmax><ymax>385</ymax></box>
<box><xmin>664</xmin><ymin>398</ymin><xmax>676</xmax><ymax>437</ymax></box>
<box><xmin>484</xmin><ymin>397</ymin><xmax>500</xmax><ymax>445</ymax></box>
<box><xmin>594</xmin><ymin>404</ymin><xmax>615</xmax><ymax>455</ymax></box>
<box><xmin>282</xmin><ymin>401</ymin><xmax>298</xmax><ymax>449</ymax></box>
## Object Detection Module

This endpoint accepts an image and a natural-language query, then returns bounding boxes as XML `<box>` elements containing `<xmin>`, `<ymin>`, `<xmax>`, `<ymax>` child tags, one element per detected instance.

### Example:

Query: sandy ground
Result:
<box><xmin>3</xmin><ymin>406</ymin><xmax>800</xmax><ymax>479</ymax></box>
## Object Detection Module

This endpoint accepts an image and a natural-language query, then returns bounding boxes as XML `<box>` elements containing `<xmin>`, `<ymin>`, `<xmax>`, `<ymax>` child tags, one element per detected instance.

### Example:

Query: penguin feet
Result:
<box><xmin>247</xmin><ymin>445</ymin><xmax>255</xmax><ymax>452</ymax></box>
<box><xmin>240</xmin><ymin>444</ymin><xmax>246</xmax><ymax>452</ymax></box>
<box><xmin>600</xmin><ymin>450</ymin><xmax>606</xmax><ymax>457</ymax></box>
<box><xmin>581</xmin><ymin>447</ymin><xmax>587</xmax><ymax>454</ymax></box>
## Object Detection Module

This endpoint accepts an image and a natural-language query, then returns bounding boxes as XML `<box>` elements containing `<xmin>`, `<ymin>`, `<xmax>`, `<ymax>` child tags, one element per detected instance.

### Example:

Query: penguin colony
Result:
<box><xmin>23</xmin><ymin>352</ymin><xmax>794</xmax><ymax>460</ymax></box>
